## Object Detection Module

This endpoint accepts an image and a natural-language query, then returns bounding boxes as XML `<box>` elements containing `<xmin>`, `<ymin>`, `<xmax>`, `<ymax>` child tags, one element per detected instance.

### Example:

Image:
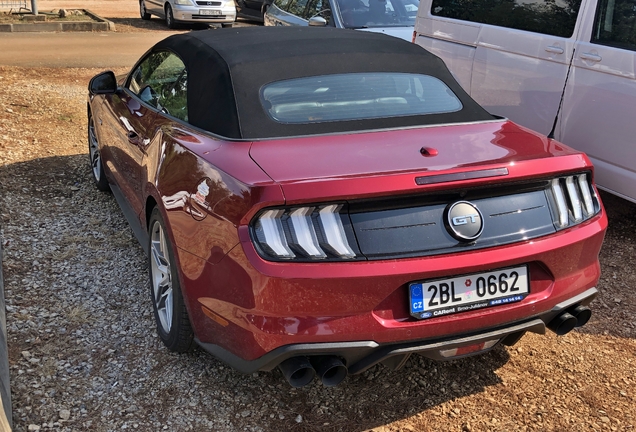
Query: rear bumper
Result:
<box><xmin>172</xmin><ymin>4</ymin><xmax>236</xmax><ymax>22</ymax></box>
<box><xmin>196</xmin><ymin>287</ymin><xmax>597</xmax><ymax>374</ymax></box>
<box><xmin>178</xmin><ymin>210</ymin><xmax>606</xmax><ymax>368</ymax></box>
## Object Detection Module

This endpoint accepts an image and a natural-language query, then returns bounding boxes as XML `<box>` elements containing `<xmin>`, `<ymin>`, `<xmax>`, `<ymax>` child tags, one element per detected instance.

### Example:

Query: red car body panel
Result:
<box><xmin>87</xmin><ymin>28</ymin><xmax>607</xmax><ymax>379</ymax></box>
<box><xmin>250</xmin><ymin>121</ymin><xmax>576</xmax><ymax>183</ymax></box>
<box><xmin>92</xmin><ymin>115</ymin><xmax>605</xmax><ymax>363</ymax></box>
<box><xmin>249</xmin><ymin>121</ymin><xmax>590</xmax><ymax>205</ymax></box>
<box><xmin>190</xmin><ymin>222</ymin><xmax>604</xmax><ymax>360</ymax></box>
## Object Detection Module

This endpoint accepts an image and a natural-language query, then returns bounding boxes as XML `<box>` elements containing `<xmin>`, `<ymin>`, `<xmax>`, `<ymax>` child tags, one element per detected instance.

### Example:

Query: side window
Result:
<box><xmin>339</xmin><ymin>0</ymin><xmax>418</xmax><ymax>27</ymax></box>
<box><xmin>127</xmin><ymin>51</ymin><xmax>189</xmax><ymax>122</ymax></box>
<box><xmin>431</xmin><ymin>0</ymin><xmax>583</xmax><ymax>38</ymax></box>
<box><xmin>593</xmin><ymin>0</ymin><xmax>636</xmax><ymax>51</ymax></box>
<box><xmin>274</xmin><ymin>0</ymin><xmax>293</xmax><ymax>10</ymax></box>
<box><xmin>303</xmin><ymin>0</ymin><xmax>332</xmax><ymax>23</ymax></box>
<box><xmin>287</xmin><ymin>0</ymin><xmax>311</xmax><ymax>16</ymax></box>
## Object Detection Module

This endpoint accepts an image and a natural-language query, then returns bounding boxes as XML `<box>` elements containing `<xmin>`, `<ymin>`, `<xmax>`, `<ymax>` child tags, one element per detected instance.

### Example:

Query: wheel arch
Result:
<box><xmin>145</xmin><ymin>195</ymin><xmax>158</xmax><ymax>233</ymax></box>
<box><xmin>261</xmin><ymin>0</ymin><xmax>271</xmax><ymax>16</ymax></box>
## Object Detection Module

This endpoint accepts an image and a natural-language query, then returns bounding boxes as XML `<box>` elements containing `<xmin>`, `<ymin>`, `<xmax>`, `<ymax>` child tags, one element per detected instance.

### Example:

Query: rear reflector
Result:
<box><xmin>439</xmin><ymin>339</ymin><xmax>499</xmax><ymax>358</ymax></box>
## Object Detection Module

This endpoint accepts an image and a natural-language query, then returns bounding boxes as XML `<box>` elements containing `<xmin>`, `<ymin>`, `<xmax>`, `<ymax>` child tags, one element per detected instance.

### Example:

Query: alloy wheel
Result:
<box><xmin>88</xmin><ymin>117</ymin><xmax>101</xmax><ymax>181</ymax></box>
<box><xmin>150</xmin><ymin>220</ymin><xmax>174</xmax><ymax>333</ymax></box>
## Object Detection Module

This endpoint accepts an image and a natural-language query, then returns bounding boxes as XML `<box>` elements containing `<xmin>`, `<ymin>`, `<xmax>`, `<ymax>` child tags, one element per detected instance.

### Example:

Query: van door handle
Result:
<box><xmin>545</xmin><ymin>45</ymin><xmax>564</xmax><ymax>54</ymax></box>
<box><xmin>580</xmin><ymin>52</ymin><xmax>602</xmax><ymax>62</ymax></box>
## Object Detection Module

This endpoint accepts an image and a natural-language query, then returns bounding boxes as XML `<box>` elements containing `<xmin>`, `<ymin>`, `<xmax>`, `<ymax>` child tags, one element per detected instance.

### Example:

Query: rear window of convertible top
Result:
<box><xmin>260</xmin><ymin>72</ymin><xmax>463</xmax><ymax>124</ymax></box>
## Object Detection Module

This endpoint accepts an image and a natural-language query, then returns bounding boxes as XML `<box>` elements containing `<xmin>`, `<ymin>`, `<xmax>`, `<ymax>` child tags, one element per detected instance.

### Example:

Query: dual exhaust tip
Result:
<box><xmin>548</xmin><ymin>304</ymin><xmax>592</xmax><ymax>336</ymax></box>
<box><xmin>279</xmin><ymin>305</ymin><xmax>592</xmax><ymax>386</ymax></box>
<box><xmin>278</xmin><ymin>355</ymin><xmax>347</xmax><ymax>388</ymax></box>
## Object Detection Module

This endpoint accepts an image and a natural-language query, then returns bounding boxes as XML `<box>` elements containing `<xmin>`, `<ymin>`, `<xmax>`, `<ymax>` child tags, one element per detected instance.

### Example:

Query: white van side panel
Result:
<box><xmin>414</xmin><ymin>15</ymin><xmax>481</xmax><ymax>46</ymax></box>
<box><xmin>414</xmin><ymin>5</ymin><xmax>481</xmax><ymax>92</ymax></box>
<box><xmin>560</xmin><ymin>2</ymin><xmax>636</xmax><ymax>202</ymax></box>
<box><xmin>470</xmin><ymin>27</ymin><xmax>576</xmax><ymax>136</ymax></box>
<box><xmin>590</xmin><ymin>159</ymin><xmax>636</xmax><ymax>205</ymax></box>
<box><xmin>415</xmin><ymin>34</ymin><xmax>476</xmax><ymax>91</ymax></box>
<box><xmin>559</xmin><ymin>42</ymin><xmax>636</xmax><ymax>200</ymax></box>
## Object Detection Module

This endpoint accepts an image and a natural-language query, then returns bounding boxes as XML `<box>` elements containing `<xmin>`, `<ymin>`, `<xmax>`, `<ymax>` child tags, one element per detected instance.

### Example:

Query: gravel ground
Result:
<box><xmin>0</xmin><ymin>66</ymin><xmax>635</xmax><ymax>432</ymax></box>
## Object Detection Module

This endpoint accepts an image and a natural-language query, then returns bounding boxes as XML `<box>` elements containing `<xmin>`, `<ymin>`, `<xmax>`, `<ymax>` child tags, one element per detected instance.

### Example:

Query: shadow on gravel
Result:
<box><xmin>222</xmin><ymin>348</ymin><xmax>510</xmax><ymax>432</ymax></box>
<box><xmin>106</xmin><ymin>17</ymin><xmax>256</xmax><ymax>32</ymax></box>
<box><xmin>0</xmin><ymin>155</ymin><xmax>88</xmax><ymax>199</ymax></box>
<box><xmin>152</xmin><ymin>341</ymin><xmax>512</xmax><ymax>432</ymax></box>
<box><xmin>106</xmin><ymin>17</ymin><xmax>206</xmax><ymax>31</ymax></box>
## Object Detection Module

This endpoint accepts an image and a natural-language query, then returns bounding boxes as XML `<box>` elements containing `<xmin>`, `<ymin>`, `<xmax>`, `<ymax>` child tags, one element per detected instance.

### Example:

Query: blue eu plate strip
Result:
<box><xmin>410</xmin><ymin>283</ymin><xmax>424</xmax><ymax>313</ymax></box>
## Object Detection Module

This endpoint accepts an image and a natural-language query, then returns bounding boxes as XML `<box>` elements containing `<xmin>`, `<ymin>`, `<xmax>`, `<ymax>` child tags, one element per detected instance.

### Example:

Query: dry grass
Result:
<box><xmin>0</xmin><ymin>10</ymin><xmax>98</xmax><ymax>23</ymax></box>
<box><xmin>67</xmin><ymin>306</ymin><xmax>91</xmax><ymax>324</ymax></box>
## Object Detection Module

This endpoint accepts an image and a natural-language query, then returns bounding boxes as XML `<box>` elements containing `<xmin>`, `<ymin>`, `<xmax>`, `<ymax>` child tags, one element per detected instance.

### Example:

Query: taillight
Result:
<box><xmin>252</xmin><ymin>204</ymin><xmax>357</xmax><ymax>261</ymax></box>
<box><xmin>549</xmin><ymin>173</ymin><xmax>600</xmax><ymax>229</ymax></box>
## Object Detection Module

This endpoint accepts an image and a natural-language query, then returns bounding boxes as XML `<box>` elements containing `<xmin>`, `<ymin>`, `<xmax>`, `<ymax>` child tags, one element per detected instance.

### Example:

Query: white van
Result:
<box><xmin>414</xmin><ymin>0</ymin><xmax>636</xmax><ymax>203</ymax></box>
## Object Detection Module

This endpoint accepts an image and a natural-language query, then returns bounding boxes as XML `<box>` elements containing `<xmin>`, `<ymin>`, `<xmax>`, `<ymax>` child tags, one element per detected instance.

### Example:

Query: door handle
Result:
<box><xmin>580</xmin><ymin>52</ymin><xmax>602</xmax><ymax>62</ymax></box>
<box><xmin>545</xmin><ymin>45</ymin><xmax>564</xmax><ymax>54</ymax></box>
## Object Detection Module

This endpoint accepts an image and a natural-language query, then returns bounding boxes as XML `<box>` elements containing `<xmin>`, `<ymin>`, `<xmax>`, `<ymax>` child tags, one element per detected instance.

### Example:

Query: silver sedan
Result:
<box><xmin>139</xmin><ymin>0</ymin><xmax>236</xmax><ymax>28</ymax></box>
<box><xmin>264</xmin><ymin>0</ymin><xmax>418</xmax><ymax>41</ymax></box>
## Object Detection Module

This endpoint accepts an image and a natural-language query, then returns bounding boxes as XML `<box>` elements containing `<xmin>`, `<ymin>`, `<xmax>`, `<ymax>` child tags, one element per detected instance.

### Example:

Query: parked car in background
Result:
<box><xmin>236</xmin><ymin>0</ymin><xmax>268</xmax><ymax>21</ymax></box>
<box><xmin>139</xmin><ymin>0</ymin><xmax>236</xmax><ymax>28</ymax></box>
<box><xmin>87</xmin><ymin>27</ymin><xmax>606</xmax><ymax>388</ymax></box>
<box><xmin>264</xmin><ymin>0</ymin><xmax>419</xmax><ymax>41</ymax></box>
<box><xmin>414</xmin><ymin>0</ymin><xmax>636</xmax><ymax>203</ymax></box>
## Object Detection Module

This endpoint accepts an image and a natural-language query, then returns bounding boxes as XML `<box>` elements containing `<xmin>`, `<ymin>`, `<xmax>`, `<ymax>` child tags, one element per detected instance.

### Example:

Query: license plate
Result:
<box><xmin>409</xmin><ymin>265</ymin><xmax>529</xmax><ymax>319</ymax></box>
<box><xmin>199</xmin><ymin>9</ymin><xmax>222</xmax><ymax>15</ymax></box>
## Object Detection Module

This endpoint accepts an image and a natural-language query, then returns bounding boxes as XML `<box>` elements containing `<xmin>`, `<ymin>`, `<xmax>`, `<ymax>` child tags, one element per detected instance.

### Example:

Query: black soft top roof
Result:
<box><xmin>153</xmin><ymin>26</ymin><xmax>493</xmax><ymax>139</ymax></box>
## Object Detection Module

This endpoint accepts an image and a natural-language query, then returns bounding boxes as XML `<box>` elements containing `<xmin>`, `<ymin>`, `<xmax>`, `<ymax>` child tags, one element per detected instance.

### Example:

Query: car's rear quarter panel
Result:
<box><xmin>141</xmin><ymin>122</ymin><xmax>285</xmax><ymax>341</ymax></box>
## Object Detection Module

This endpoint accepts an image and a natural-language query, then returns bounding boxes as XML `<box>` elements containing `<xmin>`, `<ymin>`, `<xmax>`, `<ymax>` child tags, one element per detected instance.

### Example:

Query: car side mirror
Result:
<box><xmin>89</xmin><ymin>71</ymin><xmax>118</xmax><ymax>95</ymax></box>
<box><xmin>308</xmin><ymin>16</ymin><xmax>328</xmax><ymax>26</ymax></box>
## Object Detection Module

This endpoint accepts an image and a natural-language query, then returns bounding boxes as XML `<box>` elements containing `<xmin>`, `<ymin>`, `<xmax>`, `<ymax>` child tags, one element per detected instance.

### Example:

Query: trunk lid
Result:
<box><xmin>250</xmin><ymin>120</ymin><xmax>579</xmax><ymax>184</ymax></box>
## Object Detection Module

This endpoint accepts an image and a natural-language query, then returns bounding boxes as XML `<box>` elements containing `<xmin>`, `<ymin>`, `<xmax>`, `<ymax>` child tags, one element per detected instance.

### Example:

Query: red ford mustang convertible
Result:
<box><xmin>87</xmin><ymin>27</ymin><xmax>607</xmax><ymax>387</ymax></box>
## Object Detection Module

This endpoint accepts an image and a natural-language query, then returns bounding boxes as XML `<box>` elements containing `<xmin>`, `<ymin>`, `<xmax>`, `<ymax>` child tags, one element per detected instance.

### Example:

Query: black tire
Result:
<box><xmin>140</xmin><ymin>0</ymin><xmax>151</xmax><ymax>20</ymax></box>
<box><xmin>222</xmin><ymin>22</ymin><xmax>234</xmax><ymax>28</ymax></box>
<box><xmin>165</xmin><ymin>4</ymin><xmax>178</xmax><ymax>29</ymax></box>
<box><xmin>148</xmin><ymin>207</ymin><xmax>195</xmax><ymax>353</ymax></box>
<box><xmin>87</xmin><ymin>112</ymin><xmax>110</xmax><ymax>192</ymax></box>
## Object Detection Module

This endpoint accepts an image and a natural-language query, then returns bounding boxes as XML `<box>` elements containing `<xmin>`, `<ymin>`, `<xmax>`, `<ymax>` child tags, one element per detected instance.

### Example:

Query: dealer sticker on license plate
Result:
<box><xmin>199</xmin><ymin>9</ymin><xmax>222</xmax><ymax>15</ymax></box>
<box><xmin>409</xmin><ymin>265</ymin><xmax>529</xmax><ymax>319</ymax></box>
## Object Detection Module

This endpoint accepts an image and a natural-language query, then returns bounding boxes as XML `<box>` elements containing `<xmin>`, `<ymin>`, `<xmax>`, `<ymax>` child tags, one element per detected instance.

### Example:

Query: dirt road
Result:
<box><xmin>0</xmin><ymin>32</ymin><xmax>181</xmax><ymax>68</ymax></box>
<box><xmin>37</xmin><ymin>0</ymin><xmax>139</xmax><ymax>17</ymax></box>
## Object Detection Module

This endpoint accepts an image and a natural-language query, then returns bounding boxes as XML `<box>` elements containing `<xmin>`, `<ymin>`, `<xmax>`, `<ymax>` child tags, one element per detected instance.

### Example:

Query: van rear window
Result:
<box><xmin>260</xmin><ymin>73</ymin><xmax>462</xmax><ymax>124</ymax></box>
<box><xmin>431</xmin><ymin>0</ymin><xmax>583</xmax><ymax>38</ymax></box>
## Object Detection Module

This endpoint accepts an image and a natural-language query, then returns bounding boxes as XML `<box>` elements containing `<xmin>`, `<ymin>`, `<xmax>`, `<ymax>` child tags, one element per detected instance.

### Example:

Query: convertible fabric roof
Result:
<box><xmin>153</xmin><ymin>26</ymin><xmax>493</xmax><ymax>139</ymax></box>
